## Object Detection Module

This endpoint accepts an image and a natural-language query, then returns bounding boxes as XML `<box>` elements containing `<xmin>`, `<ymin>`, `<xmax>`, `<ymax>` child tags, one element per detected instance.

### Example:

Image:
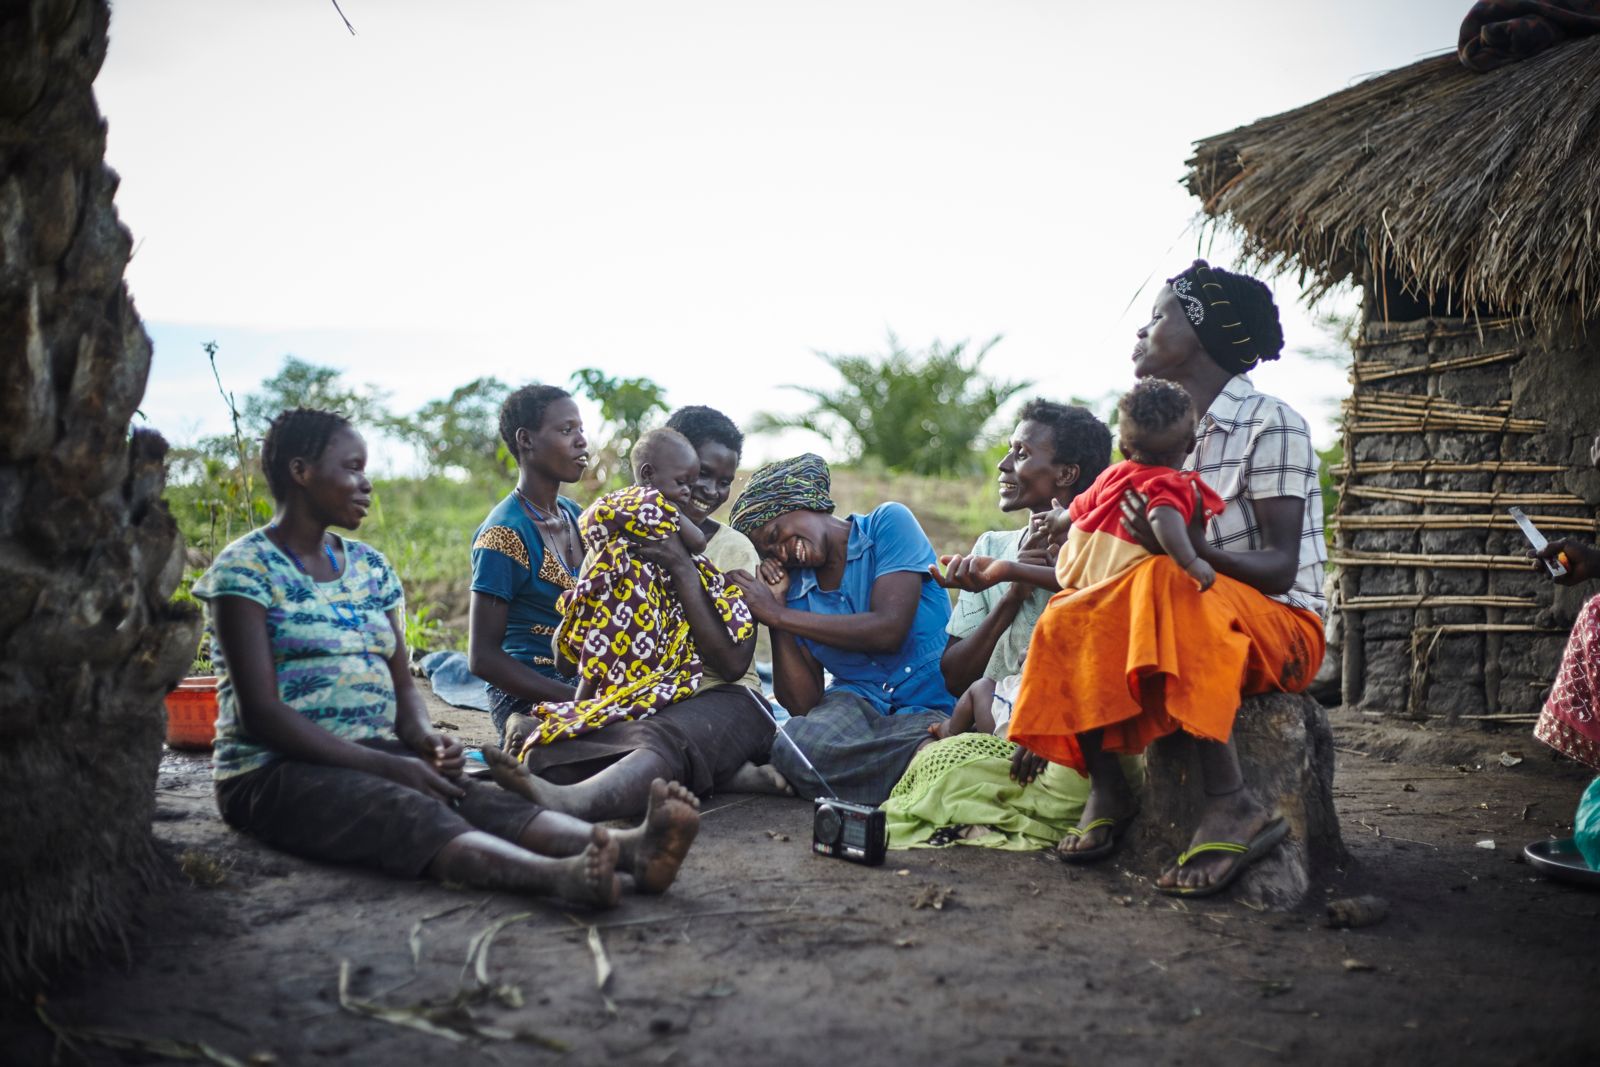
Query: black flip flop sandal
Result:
<box><xmin>1157</xmin><ymin>816</ymin><xmax>1289</xmax><ymax>897</ymax></box>
<box><xmin>1054</xmin><ymin>813</ymin><xmax>1137</xmax><ymax>865</ymax></box>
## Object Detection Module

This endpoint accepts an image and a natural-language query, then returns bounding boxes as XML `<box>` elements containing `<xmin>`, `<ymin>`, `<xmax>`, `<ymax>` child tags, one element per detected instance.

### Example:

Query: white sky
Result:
<box><xmin>101</xmin><ymin>0</ymin><xmax>1469</xmax><ymax>469</ymax></box>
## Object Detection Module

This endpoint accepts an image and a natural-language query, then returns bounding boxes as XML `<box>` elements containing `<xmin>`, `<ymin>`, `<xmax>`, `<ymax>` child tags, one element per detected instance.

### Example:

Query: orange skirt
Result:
<box><xmin>1008</xmin><ymin>556</ymin><xmax>1325</xmax><ymax>774</ymax></box>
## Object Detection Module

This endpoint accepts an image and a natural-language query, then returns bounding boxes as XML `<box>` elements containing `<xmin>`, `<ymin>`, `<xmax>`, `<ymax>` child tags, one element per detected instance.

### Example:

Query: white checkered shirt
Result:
<box><xmin>1182</xmin><ymin>375</ymin><xmax>1326</xmax><ymax>616</ymax></box>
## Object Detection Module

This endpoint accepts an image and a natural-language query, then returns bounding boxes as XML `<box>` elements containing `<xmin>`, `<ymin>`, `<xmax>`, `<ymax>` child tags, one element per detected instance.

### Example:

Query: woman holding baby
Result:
<box><xmin>466</xmin><ymin>386</ymin><xmax>778</xmax><ymax>820</ymax></box>
<box><xmin>1005</xmin><ymin>260</ymin><xmax>1328</xmax><ymax>895</ymax></box>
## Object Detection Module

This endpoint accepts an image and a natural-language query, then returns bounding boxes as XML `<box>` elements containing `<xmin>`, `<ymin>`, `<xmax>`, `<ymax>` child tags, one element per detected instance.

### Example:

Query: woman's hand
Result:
<box><xmin>409</xmin><ymin>730</ymin><xmax>466</xmax><ymax>778</ymax></box>
<box><xmin>929</xmin><ymin>554</ymin><xmax>1012</xmax><ymax>593</ymax></box>
<box><xmin>1120</xmin><ymin>484</ymin><xmax>1206</xmax><ymax>557</ymax></box>
<box><xmin>727</xmin><ymin>568</ymin><xmax>786</xmax><ymax>625</ymax></box>
<box><xmin>634</xmin><ymin>530</ymin><xmax>694</xmax><ymax>577</ymax></box>
<box><xmin>379</xmin><ymin>752</ymin><xmax>466</xmax><ymax>802</ymax></box>
<box><xmin>757</xmin><ymin>556</ymin><xmax>789</xmax><ymax>591</ymax></box>
<box><xmin>1534</xmin><ymin>538</ymin><xmax>1600</xmax><ymax>586</ymax></box>
<box><xmin>1010</xmin><ymin>744</ymin><xmax>1048</xmax><ymax>785</ymax></box>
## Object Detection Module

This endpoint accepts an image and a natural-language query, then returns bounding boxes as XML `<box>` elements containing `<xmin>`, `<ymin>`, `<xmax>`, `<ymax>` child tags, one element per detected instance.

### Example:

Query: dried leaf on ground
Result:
<box><xmin>408</xmin><ymin>899</ymin><xmax>484</xmax><ymax>969</ymax></box>
<box><xmin>336</xmin><ymin>960</ymin><xmax>565</xmax><ymax>1051</ymax></box>
<box><xmin>587</xmin><ymin>925</ymin><xmax>619</xmax><ymax>1016</ymax></box>
<box><xmin>911</xmin><ymin>885</ymin><xmax>956</xmax><ymax>910</ymax></box>
<box><xmin>1342</xmin><ymin>959</ymin><xmax>1376</xmax><ymax>972</ymax></box>
<box><xmin>33</xmin><ymin>1001</ymin><xmax>249</xmax><ymax>1067</ymax></box>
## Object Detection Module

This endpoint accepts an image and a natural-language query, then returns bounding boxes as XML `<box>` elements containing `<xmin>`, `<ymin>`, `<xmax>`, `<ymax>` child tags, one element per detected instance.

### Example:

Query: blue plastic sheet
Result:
<box><xmin>417</xmin><ymin>650</ymin><xmax>491</xmax><ymax>712</ymax></box>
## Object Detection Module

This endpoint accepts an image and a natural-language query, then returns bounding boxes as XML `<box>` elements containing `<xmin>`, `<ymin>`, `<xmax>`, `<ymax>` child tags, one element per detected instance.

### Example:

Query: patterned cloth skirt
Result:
<box><xmin>1534</xmin><ymin>593</ymin><xmax>1600</xmax><ymax>772</ymax></box>
<box><xmin>767</xmin><ymin>688</ymin><xmax>949</xmax><ymax>807</ymax></box>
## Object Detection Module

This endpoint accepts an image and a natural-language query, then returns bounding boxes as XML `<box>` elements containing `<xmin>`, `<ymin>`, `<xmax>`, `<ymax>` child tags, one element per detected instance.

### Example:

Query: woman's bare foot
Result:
<box><xmin>502</xmin><ymin>712</ymin><xmax>538</xmax><ymax>754</ymax></box>
<box><xmin>1156</xmin><ymin>789</ymin><xmax>1272</xmax><ymax>892</ymax></box>
<box><xmin>1057</xmin><ymin>771</ymin><xmax>1137</xmax><ymax>857</ymax></box>
<box><xmin>614</xmin><ymin>779</ymin><xmax>700</xmax><ymax>894</ymax></box>
<box><xmin>481</xmin><ymin>744</ymin><xmax>570</xmax><ymax>812</ymax></box>
<box><xmin>721</xmin><ymin>761</ymin><xmax>794</xmax><ymax>796</ymax></box>
<box><xmin>558</xmin><ymin>826</ymin><xmax>622</xmax><ymax>908</ymax></box>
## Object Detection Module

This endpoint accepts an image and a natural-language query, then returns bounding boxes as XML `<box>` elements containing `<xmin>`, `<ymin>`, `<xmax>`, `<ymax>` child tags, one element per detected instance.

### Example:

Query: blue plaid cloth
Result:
<box><xmin>770</xmin><ymin>689</ymin><xmax>948</xmax><ymax>805</ymax></box>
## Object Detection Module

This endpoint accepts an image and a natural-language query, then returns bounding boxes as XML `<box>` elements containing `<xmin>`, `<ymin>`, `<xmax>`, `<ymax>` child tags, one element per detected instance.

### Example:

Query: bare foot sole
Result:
<box><xmin>480</xmin><ymin>744</ymin><xmax>567</xmax><ymax>811</ymax></box>
<box><xmin>722</xmin><ymin>762</ymin><xmax>795</xmax><ymax>796</ymax></box>
<box><xmin>558</xmin><ymin>827</ymin><xmax>621</xmax><ymax>908</ymax></box>
<box><xmin>632</xmin><ymin>779</ymin><xmax>700</xmax><ymax>894</ymax></box>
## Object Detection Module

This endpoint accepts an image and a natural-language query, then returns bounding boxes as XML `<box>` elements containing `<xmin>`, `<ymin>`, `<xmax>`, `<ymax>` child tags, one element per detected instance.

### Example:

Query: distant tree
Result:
<box><xmin>387</xmin><ymin>376</ymin><xmax>511</xmax><ymax>480</ymax></box>
<box><xmin>569</xmin><ymin>367</ymin><xmax>670</xmax><ymax>484</ymax></box>
<box><xmin>752</xmin><ymin>333</ymin><xmax>1031</xmax><ymax>475</ymax></box>
<box><xmin>241</xmin><ymin>355</ymin><xmax>391</xmax><ymax>434</ymax></box>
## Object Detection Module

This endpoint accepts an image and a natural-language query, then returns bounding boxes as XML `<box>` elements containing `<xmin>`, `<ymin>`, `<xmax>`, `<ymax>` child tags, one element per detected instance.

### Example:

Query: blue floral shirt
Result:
<box><xmin>193</xmin><ymin>529</ymin><xmax>405</xmax><ymax>780</ymax></box>
<box><xmin>784</xmin><ymin>502</ymin><xmax>955</xmax><ymax>715</ymax></box>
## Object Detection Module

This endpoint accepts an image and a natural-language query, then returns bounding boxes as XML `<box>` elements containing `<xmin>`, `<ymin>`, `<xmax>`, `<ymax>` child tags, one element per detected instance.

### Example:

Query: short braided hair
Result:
<box><xmin>261</xmin><ymin>408</ymin><xmax>351</xmax><ymax>501</ymax></box>
<box><xmin>498</xmin><ymin>384</ymin><xmax>571</xmax><ymax>454</ymax></box>
<box><xmin>1016</xmin><ymin>398</ymin><xmax>1111</xmax><ymax>497</ymax></box>
<box><xmin>665</xmin><ymin>405</ymin><xmax>744</xmax><ymax>458</ymax></box>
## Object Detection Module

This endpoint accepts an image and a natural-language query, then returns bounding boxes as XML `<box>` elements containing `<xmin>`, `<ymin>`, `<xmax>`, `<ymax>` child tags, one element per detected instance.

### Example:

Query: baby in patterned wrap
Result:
<box><xmin>521</xmin><ymin>429</ymin><xmax>754</xmax><ymax>748</ymax></box>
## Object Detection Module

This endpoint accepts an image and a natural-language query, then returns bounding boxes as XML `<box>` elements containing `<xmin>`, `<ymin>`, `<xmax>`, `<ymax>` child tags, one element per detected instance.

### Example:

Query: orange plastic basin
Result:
<box><xmin>165</xmin><ymin>676</ymin><xmax>219</xmax><ymax>750</ymax></box>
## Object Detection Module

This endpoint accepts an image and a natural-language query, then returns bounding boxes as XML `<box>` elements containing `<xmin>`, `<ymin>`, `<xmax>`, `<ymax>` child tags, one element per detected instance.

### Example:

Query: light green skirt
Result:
<box><xmin>883</xmin><ymin>733</ymin><xmax>1142</xmax><ymax>851</ymax></box>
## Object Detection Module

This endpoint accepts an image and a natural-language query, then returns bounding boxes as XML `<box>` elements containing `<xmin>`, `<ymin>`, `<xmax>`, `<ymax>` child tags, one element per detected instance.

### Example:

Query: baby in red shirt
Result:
<box><xmin>1047</xmin><ymin>378</ymin><xmax>1223</xmax><ymax>593</ymax></box>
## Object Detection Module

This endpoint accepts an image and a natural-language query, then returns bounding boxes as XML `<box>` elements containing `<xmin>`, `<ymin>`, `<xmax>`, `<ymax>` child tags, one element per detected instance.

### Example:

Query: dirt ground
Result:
<box><xmin>4</xmin><ymin>693</ymin><xmax>1599</xmax><ymax>1067</ymax></box>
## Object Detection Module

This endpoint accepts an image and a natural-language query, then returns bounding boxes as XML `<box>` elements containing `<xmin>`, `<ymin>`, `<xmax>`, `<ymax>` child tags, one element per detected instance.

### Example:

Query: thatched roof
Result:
<box><xmin>1184</xmin><ymin>35</ymin><xmax>1600</xmax><ymax>328</ymax></box>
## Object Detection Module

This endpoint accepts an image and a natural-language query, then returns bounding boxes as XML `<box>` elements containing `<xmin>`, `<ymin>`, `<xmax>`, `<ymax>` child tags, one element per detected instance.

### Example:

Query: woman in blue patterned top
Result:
<box><xmin>197</xmin><ymin>409</ymin><xmax>701</xmax><ymax>907</ymax></box>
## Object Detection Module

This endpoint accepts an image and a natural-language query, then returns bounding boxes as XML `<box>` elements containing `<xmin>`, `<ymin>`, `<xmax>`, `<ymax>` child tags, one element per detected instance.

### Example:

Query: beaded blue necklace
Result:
<box><xmin>269</xmin><ymin>524</ymin><xmax>362</xmax><ymax>630</ymax></box>
<box><xmin>270</xmin><ymin>524</ymin><xmax>341</xmax><ymax>577</ymax></box>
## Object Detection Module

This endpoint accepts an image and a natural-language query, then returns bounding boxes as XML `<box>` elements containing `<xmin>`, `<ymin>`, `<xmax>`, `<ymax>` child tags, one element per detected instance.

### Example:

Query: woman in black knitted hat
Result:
<box><xmin>1006</xmin><ymin>261</ymin><xmax>1329</xmax><ymax>896</ymax></box>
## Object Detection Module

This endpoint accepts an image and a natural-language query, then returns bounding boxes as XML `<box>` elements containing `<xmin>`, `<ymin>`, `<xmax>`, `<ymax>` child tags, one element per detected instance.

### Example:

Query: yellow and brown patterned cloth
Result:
<box><xmin>519</xmin><ymin>485</ymin><xmax>755</xmax><ymax>750</ymax></box>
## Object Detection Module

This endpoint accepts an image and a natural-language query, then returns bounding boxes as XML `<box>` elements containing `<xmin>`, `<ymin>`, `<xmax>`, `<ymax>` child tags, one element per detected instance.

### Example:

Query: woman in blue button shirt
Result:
<box><xmin>727</xmin><ymin>454</ymin><xmax>955</xmax><ymax>804</ymax></box>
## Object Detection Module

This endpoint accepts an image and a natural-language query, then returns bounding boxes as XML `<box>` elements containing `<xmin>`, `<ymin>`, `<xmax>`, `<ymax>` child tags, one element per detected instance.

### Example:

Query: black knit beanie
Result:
<box><xmin>1165</xmin><ymin>259</ymin><xmax>1284</xmax><ymax>374</ymax></box>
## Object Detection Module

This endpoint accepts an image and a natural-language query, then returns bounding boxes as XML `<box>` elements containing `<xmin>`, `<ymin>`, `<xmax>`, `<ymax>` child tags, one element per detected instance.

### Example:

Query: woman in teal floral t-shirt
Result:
<box><xmin>194</xmin><ymin>409</ymin><xmax>700</xmax><ymax>907</ymax></box>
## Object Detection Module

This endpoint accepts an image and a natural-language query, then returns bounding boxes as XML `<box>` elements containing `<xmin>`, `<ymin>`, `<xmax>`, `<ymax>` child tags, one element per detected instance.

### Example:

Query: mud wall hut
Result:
<box><xmin>1183</xmin><ymin>35</ymin><xmax>1600</xmax><ymax>726</ymax></box>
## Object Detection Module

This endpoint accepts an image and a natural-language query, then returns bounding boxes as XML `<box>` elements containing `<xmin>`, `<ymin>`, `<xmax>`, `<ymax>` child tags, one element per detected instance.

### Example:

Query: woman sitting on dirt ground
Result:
<box><xmin>883</xmin><ymin>399</ymin><xmax>1141</xmax><ymax>850</ymax></box>
<box><xmin>195</xmin><ymin>408</ymin><xmax>698</xmax><ymax>908</ymax></box>
<box><xmin>1007</xmin><ymin>260</ymin><xmax>1327</xmax><ymax>896</ymax></box>
<box><xmin>1530</xmin><ymin>431</ymin><xmax>1600</xmax><ymax>867</ymax></box>
<box><xmin>725</xmin><ymin>454</ymin><xmax>956</xmax><ymax>804</ymax></box>
<box><xmin>469</xmin><ymin>390</ymin><xmax>778</xmax><ymax>818</ymax></box>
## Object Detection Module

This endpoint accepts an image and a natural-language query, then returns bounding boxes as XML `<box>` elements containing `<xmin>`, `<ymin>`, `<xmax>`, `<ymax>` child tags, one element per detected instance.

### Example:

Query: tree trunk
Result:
<box><xmin>1130</xmin><ymin>693</ymin><xmax>1347</xmax><ymax>910</ymax></box>
<box><xmin>0</xmin><ymin>0</ymin><xmax>199</xmax><ymax>992</ymax></box>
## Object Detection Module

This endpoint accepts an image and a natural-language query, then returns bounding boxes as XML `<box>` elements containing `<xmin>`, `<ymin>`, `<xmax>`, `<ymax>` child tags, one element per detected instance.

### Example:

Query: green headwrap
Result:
<box><xmin>729</xmin><ymin>453</ymin><xmax>835</xmax><ymax>536</ymax></box>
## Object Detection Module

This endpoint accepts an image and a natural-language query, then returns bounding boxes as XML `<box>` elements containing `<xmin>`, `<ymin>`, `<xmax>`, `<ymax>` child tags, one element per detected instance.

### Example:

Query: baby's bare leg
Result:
<box><xmin>945</xmin><ymin>677</ymin><xmax>995</xmax><ymax>737</ymax></box>
<box><xmin>970</xmin><ymin>684</ymin><xmax>998</xmax><ymax>735</ymax></box>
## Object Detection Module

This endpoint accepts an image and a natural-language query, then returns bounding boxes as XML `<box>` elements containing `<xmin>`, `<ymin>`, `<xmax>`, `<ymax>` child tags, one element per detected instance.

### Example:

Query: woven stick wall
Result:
<box><xmin>1333</xmin><ymin>317</ymin><xmax>1599</xmax><ymax>725</ymax></box>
